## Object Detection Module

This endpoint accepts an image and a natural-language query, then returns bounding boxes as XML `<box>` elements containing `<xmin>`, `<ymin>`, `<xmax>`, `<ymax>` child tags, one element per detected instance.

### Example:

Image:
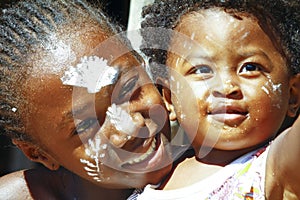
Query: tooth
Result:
<box><xmin>126</xmin><ymin>138</ymin><xmax>157</xmax><ymax>165</ymax></box>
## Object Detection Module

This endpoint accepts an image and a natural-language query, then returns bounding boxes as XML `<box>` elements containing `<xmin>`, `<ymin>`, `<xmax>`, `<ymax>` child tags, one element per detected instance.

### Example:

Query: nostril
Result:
<box><xmin>230</xmin><ymin>91</ymin><xmax>240</xmax><ymax>97</ymax></box>
<box><xmin>212</xmin><ymin>86</ymin><xmax>242</xmax><ymax>99</ymax></box>
<box><xmin>212</xmin><ymin>90</ymin><xmax>225</xmax><ymax>98</ymax></box>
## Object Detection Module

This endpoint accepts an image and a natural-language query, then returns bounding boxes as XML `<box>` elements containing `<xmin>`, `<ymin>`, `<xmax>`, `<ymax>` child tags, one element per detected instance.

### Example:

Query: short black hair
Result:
<box><xmin>141</xmin><ymin>0</ymin><xmax>300</xmax><ymax>80</ymax></box>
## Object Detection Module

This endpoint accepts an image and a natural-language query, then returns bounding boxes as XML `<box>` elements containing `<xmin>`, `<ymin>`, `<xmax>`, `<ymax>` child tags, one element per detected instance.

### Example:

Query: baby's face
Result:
<box><xmin>166</xmin><ymin>9</ymin><xmax>291</xmax><ymax>154</ymax></box>
<box><xmin>21</xmin><ymin>24</ymin><xmax>172</xmax><ymax>188</ymax></box>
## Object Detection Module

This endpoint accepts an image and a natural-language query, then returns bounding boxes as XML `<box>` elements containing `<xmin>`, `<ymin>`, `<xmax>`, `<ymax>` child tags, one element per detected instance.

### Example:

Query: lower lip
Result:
<box><xmin>122</xmin><ymin>135</ymin><xmax>170</xmax><ymax>171</ymax></box>
<box><xmin>210</xmin><ymin>113</ymin><xmax>247</xmax><ymax>126</ymax></box>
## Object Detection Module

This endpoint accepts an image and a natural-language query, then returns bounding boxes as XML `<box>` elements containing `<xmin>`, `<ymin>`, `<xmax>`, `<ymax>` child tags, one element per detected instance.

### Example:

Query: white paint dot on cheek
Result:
<box><xmin>261</xmin><ymin>78</ymin><xmax>284</xmax><ymax>109</ymax></box>
<box><xmin>175</xmin><ymin>58</ymin><xmax>181</xmax><ymax>68</ymax></box>
<box><xmin>261</xmin><ymin>86</ymin><xmax>270</xmax><ymax>95</ymax></box>
<box><xmin>240</xmin><ymin>31</ymin><xmax>250</xmax><ymax>41</ymax></box>
<box><xmin>190</xmin><ymin>32</ymin><xmax>195</xmax><ymax>40</ymax></box>
<box><xmin>170</xmin><ymin>76</ymin><xmax>175</xmax><ymax>82</ymax></box>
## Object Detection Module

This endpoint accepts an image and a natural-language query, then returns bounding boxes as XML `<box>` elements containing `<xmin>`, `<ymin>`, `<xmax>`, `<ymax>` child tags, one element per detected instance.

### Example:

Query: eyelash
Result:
<box><xmin>186</xmin><ymin>65</ymin><xmax>214</xmax><ymax>79</ymax></box>
<box><xmin>187</xmin><ymin>62</ymin><xmax>265</xmax><ymax>78</ymax></box>
<box><xmin>117</xmin><ymin>75</ymin><xmax>139</xmax><ymax>102</ymax></box>
<box><xmin>190</xmin><ymin>65</ymin><xmax>213</xmax><ymax>74</ymax></box>
<box><xmin>239</xmin><ymin>63</ymin><xmax>263</xmax><ymax>73</ymax></box>
<box><xmin>74</xmin><ymin>118</ymin><xmax>98</xmax><ymax>135</ymax></box>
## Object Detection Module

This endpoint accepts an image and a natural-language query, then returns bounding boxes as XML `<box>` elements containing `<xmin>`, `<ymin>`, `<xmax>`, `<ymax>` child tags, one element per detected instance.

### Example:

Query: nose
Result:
<box><xmin>105</xmin><ymin>83</ymin><xmax>169</xmax><ymax>148</ymax></box>
<box><xmin>212</xmin><ymin>78</ymin><xmax>243</xmax><ymax>99</ymax></box>
<box><xmin>129</xmin><ymin>83</ymin><xmax>168</xmax><ymax>129</ymax></box>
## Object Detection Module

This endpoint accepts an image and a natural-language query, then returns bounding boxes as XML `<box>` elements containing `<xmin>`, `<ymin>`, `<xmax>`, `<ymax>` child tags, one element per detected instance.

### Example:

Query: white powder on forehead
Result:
<box><xmin>60</xmin><ymin>56</ymin><xmax>119</xmax><ymax>93</ymax></box>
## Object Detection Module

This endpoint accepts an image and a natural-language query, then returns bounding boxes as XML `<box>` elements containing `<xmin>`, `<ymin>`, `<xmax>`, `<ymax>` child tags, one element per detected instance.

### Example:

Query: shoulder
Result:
<box><xmin>266</xmin><ymin>116</ymin><xmax>300</xmax><ymax>199</ymax></box>
<box><xmin>0</xmin><ymin>170</ymin><xmax>33</xmax><ymax>200</ymax></box>
<box><xmin>0</xmin><ymin>167</ymin><xmax>65</xmax><ymax>200</ymax></box>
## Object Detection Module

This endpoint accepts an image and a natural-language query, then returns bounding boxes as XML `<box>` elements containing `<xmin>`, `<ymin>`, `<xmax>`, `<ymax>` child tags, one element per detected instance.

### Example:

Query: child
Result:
<box><xmin>0</xmin><ymin>0</ymin><xmax>174</xmax><ymax>199</ymax></box>
<box><xmin>133</xmin><ymin>0</ymin><xmax>300</xmax><ymax>199</ymax></box>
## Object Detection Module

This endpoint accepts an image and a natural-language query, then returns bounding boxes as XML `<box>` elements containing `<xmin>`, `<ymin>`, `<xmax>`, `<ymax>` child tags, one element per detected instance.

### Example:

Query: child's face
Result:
<box><xmin>166</xmin><ymin>9</ymin><xmax>292</xmax><ymax>153</ymax></box>
<box><xmin>19</xmin><ymin>25</ymin><xmax>172</xmax><ymax>188</ymax></box>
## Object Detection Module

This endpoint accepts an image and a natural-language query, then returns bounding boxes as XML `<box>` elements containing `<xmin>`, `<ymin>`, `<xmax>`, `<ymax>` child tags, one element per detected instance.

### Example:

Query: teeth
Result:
<box><xmin>127</xmin><ymin>138</ymin><xmax>157</xmax><ymax>165</ymax></box>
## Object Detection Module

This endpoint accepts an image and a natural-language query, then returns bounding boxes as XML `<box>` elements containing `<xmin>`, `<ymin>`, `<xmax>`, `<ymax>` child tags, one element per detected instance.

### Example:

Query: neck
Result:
<box><xmin>65</xmin><ymin>168</ymin><xmax>133</xmax><ymax>200</ymax></box>
<box><xmin>195</xmin><ymin>142</ymin><xmax>268</xmax><ymax>166</ymax></box>
<box><xmin>25</xmin><ymin>167</ymin><xmax>133</xmax><ymax>200</ymax></box>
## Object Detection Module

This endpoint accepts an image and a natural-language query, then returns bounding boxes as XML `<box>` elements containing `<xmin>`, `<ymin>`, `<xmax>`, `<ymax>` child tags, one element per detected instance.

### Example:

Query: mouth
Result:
<box><xmin>121</xmin><ymin>134</ymin><xmax>170</xmax><ymax>171</ymax></box>
<box><xmin>208</xmin><ymin>105</ymin><xmax>248</xmax><ymax>127</ymax></box>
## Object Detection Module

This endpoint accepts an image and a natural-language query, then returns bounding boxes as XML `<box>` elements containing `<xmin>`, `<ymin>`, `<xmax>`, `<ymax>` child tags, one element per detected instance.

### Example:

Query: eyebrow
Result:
<box><xmin>71</xmin><ymin>103</ymin><xmax>95</xmax><ymax>119</ymax></box>
<box><xmin>238</xmin><ymin>49</ymin><xmax>270</xmax><ymax>58</ymax></box>
<box><xmin>186</xmin><ymin>48</ymin><xmax>272</xmax><ymax>61</ymax></box>
<box><xmin>60</xmin><ymin>103</ymin><xmax>93</xmax><ymax>128</ymax></box>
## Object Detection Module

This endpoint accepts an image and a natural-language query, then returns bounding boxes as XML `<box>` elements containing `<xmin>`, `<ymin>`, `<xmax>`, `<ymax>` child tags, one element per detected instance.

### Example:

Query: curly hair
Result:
<box><xmin>140</xmin><ymin>0</ymin><xmax>300</xmax><ymax>80</ymax></box>
<box><xmin>0</xmin><ymin>0</ymin><xmax>128</xmax><ymax>141</ymax></box>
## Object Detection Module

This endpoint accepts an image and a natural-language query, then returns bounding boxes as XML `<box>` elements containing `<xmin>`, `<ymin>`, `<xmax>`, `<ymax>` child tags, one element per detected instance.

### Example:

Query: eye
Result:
<box><xmin>74</xmin><ymin>118</ymin><xmax>98</xmax><ymax>135</ymax></box>
<box><xmin>118</xmin><ymin>75</ymin><xmax>139</xmax><ymax>100</ymax></box>
<box><xmin>239</xmin><ymin>63</ymin><xmax>263</xmax><ymax>77</ymax></box>
<box><xmin>187</xmin><ymin>65</ymin><xmax>214</xmax><ymax>79</ymax></box>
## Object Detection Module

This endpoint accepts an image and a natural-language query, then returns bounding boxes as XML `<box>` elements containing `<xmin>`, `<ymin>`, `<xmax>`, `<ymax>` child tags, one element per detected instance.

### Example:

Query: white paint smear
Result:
<box><xmin>61</xmin><ymin>56</ymin><xmax>119</xmax><ymax>93</ymax></box>
<box><xmin>106</xmin><ymin>103</ymin><xmax>137</xmax><ymax>135</ymax></box>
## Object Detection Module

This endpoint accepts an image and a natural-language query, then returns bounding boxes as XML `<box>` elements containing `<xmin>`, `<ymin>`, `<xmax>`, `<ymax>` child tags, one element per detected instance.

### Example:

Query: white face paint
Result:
<box><xmin>60</xmin><ymin>56</ymin><xmax>119</xmax><ymax>93</ymax></box>
<box><xmin>80</xmin><ymin>137</ymin><xmax>109</xmax><ymax>182</ymax></box>
<box><xmin>106</xmin><ymin>103</ymin><xmax>137</xmax><ymax>135</ymax></box>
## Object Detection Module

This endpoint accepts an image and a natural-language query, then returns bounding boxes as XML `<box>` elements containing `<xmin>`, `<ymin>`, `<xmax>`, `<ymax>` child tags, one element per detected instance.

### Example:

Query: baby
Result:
<box><xmin>131</xmin><ymin>0</ymin><xmax>300</xmax><ymax>199</ymax></box>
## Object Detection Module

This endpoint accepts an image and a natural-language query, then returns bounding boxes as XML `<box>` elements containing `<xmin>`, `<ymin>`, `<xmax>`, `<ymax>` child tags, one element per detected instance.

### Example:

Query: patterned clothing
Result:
<box><xmin>128</xmin><ymin>146</ymin><xmax>269</xmax><ymax>200</ymax></box>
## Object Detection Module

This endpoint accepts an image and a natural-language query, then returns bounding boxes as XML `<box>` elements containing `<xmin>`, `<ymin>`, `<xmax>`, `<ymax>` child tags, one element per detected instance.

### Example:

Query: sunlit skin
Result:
<box><xmin>15</xmin><ymin>22</ymin><xmax>172</xmax><ymax>189</ymax></box>
<box><xmin>162</xmin><ymin>9</ymin><xmax>300</xmax><ymax>197</ymax></box>
<box><xmin>167</xmin><ymin>9</ymin><xmax>290</xmax><ymax>154</ymax></box>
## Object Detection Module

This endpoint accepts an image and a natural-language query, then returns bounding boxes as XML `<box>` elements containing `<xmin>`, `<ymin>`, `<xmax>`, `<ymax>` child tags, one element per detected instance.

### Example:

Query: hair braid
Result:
<box><xmin>0</xmin><ymin>0</ymin><xmax>123</xmax><ymax>141</ymax></box>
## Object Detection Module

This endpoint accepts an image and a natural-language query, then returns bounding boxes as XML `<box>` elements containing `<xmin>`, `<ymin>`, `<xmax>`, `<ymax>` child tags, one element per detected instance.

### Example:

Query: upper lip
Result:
<box><xmin>208</xmin><ymin>104</ymin><xmax>248</xmax><ymax>115</ymax></box>
<box><xmin>111</xmin><ymin>120</ymin><xmax>162</xmax><ymax>164</ymax></box>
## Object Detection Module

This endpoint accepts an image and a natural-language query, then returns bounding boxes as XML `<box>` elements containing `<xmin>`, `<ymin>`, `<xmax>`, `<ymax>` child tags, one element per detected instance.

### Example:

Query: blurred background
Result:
<box><xmin>0</xmin><ymin>0</ymin><xmax>131</xmax><ymax>176</ymax></box>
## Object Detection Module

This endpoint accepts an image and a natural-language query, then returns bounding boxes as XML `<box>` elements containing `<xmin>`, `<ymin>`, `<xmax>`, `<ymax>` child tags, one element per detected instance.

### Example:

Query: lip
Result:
<box><xmin>208</xmin><ymin>105</ymin><xmax>248</xmax><ymax>126</ymax></box>
<box><xmin>121</xmin><ymin>134</ymin><xmax>170</xmax><ymax>171</ymax></box>
<box><xmin>100</xmin><ymin>107</ymin><xmax>171</xmax><ymax>171</ymax></box>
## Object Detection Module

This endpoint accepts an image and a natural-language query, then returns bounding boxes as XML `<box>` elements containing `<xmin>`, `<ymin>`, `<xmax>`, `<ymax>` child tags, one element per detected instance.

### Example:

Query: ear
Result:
<box><xmin>287</xmin><ymin>74</ymin><xmax>300</xmax><ymax>117</ymax></box>
<box><xmin>156</xmin><ymin>77</ymin><xmax>177</xmax><ymax>121</ymax></box>
<box><xmin>12</xmin><ymin>139</ymin><xmax>60</xmax><ymax>170</ymax></box>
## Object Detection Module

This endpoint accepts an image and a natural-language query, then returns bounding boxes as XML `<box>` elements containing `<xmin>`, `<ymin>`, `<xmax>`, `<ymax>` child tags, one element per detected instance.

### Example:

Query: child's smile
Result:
<box><xmin>207</xmin><ymin>103</ymin><xmax>249</xmax><ymax>127</ymax></box>
<box><xmin>166</xmin><ymin>8</ymin><xmax>291</xmax><ymax>151</ymax></box>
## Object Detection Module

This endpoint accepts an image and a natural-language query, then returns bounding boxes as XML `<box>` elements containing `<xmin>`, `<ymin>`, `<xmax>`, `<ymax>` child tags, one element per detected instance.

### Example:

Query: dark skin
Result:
<box><xmin>160</xmin><ymin>9</ymin><xmax>300</xmax><ymax>198</ymax></box>
<box><xmin>0</xmin><ymin>167</ymin><xmax>133</xmax><ymax>200</ymax></box>
<box><xmin>0</xmin><ymin>19</ymin><xmax>173</xmax><ymax>199</ymax></box>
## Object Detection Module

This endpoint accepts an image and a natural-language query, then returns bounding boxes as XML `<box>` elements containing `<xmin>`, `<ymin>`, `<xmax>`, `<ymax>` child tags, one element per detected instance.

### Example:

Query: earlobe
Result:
<box><xmin>162</xmin><ymin>87</ymin><xmax>177</xmax><ymax>121</ymax></box>
<box><xmin>12</xmin><ymin>139</ymin><xmax>60</xmax><ymax>170</ymax></box>
<box><xmin>287</xmin><ymin>74</ymin><xmax>300</xmax><ymax>117</ymax></box>
<box><xmin>155</xmin><ymin>77</ymin><xmax>178</xmax><ymax>121</ymax></box>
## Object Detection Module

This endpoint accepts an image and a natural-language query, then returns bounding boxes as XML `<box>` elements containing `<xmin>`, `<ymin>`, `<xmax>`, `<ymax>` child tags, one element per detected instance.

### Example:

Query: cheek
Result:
<box><xmin>245</xmin><ymin>80</ymin><xmax>289</xmax><ymax>123</ymax></box>
<box><xmin>250</xmin><ymin>79</ymin><xmax>288</xmax><ymax>109</ymax></box>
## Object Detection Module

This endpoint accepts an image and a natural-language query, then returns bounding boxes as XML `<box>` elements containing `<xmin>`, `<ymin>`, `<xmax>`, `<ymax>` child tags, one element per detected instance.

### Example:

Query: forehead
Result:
<box><xmin>29</xmin><ymin>22</ymin><xmax>138</xmax><ymax>78</ymax></box>
<box><xmin>168</xmin><ymin>9</ymin><xmax>279</xmax><ymax>57</ymax></box>
<box><xmin>22</xmin><ymin>22</ymin><xmax>140</xmax><ymax>111</ymax></box>
<box><xmin>175</xmin><ymin>9</ymin><xmax>261</xmax><ymax>41</ymax></box>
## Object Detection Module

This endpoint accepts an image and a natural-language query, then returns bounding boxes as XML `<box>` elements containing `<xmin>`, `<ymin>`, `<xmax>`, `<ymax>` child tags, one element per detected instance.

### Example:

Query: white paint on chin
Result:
<box><xmin>60</xmin><ymin>56</ymin><xmax>119</xmax><ymax>93</ymax></box>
